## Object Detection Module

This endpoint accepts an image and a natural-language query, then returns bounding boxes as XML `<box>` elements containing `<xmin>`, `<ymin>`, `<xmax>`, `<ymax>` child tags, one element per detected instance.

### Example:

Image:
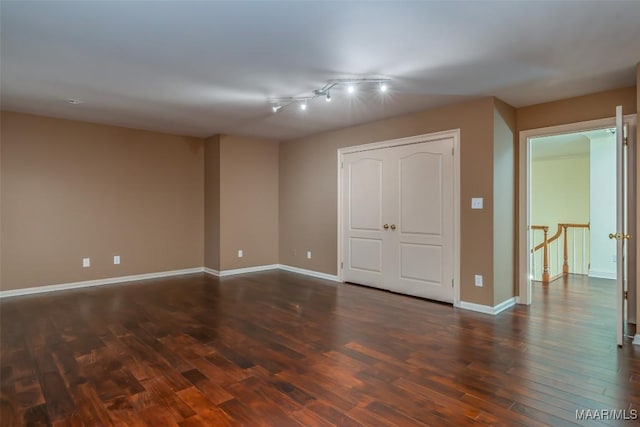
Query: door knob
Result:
<box><xmin>383</xmin><ymin>224</ymin><xmax>389</xmax><ymax>230</ymax></box>
<box><xmin>609</xmin><ymin>233</ymin><xmax>633</xmax><ymax>240</ymax></box>
<box><xmin>390</xmin><ymin>224</ymin><xmax>396</xmax><ymax>230</ymax></box>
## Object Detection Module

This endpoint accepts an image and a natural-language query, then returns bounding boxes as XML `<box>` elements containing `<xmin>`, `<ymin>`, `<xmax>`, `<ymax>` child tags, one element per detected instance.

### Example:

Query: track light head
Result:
<box><xmin>269</xmin><ymin>78</ymin><xmax>390</xmax><ymax>113</ymax></box>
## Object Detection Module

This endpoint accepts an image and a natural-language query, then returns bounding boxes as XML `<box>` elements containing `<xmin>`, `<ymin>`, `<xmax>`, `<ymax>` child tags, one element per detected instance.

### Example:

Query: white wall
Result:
<box><xmin>589</xmin><ymin>135</ymin><xmax>617</xmax><ymax>279</ymax></box>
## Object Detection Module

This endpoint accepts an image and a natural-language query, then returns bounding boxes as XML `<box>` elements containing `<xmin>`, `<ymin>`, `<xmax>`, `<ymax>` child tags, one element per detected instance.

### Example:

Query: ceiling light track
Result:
<box><xmin>270</xmin><ymin>78</ymin><xmax>390</xmax><ymax>113</ymax></box>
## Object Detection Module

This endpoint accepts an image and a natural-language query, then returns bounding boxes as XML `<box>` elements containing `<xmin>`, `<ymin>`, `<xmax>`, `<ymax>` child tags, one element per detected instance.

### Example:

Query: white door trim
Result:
<box><xmin>518</xmin><ymin>114</ymin><xmax>637</xmax><ymax>305</ymax></box>
<box><xmin>337</xmin><ymin>129</ymin><xmax>461</xmax><ymax>307</ymax></box>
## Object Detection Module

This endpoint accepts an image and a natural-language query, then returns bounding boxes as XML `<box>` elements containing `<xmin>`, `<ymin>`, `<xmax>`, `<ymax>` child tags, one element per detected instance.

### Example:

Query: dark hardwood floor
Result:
<box><xmin>1</xmin><ymin>271</ymin><xmax>639</xmax><ymax>426</ymax></box>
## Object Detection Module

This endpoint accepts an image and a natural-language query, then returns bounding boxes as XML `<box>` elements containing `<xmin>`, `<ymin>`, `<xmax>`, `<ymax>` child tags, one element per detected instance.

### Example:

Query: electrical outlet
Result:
<box><xmin>471</xmin><ymin>198</ymin><xmax>483</xmax><ymax>209</ymax></box>
<box><xmin>307</xmin><ymin>251</ymin><xmax>312</xmax><ymax>259</ymax></box>
<box><xmin>83</xmin><ymin>258</ymin><xmax>90</xmax><ymax>268</ymax></box>
<box><xmin>114</xmin><ymin>255</ymin><xmax>121</xmax><ymax>265</ymax></box>
<box><xmin>474</xmin><ymin>274</ymin><xmax>483</xmax><ymax>287</ymax></box>
<box><xmin>238</xmin><ymin>249</ymin><xmax>243</xmax><ymax>258</ymax></box>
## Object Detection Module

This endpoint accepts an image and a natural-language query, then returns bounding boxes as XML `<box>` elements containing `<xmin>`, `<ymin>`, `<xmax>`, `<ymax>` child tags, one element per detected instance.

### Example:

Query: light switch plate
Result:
<box><xmin>83</xmin><ymin>258</ymin><xmax>90</xmax><ymax>268</ymax></box>
<box><xmin>471</xmin><ymin>198</ymin><xmax>483</xmax><ymax>209</ymax></box>
<box><xmin>114</xmin><ymin>255</ymin><xmax>121</xmax><ymax>265</ymax></box>
<box><xmin>238</xmin><ymin>249</ymin><xmax>243</xmax><ymax>258</ymax></box>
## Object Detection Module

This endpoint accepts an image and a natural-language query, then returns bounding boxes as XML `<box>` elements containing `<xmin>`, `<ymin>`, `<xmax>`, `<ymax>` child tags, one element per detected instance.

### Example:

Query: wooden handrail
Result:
<box><xmin>533</xmin><ymin>225</ymin><xmax>562</xmax><ymax>252</ymax></box>
<box><xmin>531</xmin><ymin>223</ymin><xmax>590</xmax><ymax>284</ymax></box>
<box><xmin>532</xmin><ymin>223</ymin><xmax>590</xmax><ymax>252</ymax></box>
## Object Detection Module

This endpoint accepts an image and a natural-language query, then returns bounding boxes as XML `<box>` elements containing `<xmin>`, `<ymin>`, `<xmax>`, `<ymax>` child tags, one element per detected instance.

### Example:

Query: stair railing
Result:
<box><xmin>531</xmin><ymin>223</ymin><xmax>590</xmax><ymax>283</ymax></box>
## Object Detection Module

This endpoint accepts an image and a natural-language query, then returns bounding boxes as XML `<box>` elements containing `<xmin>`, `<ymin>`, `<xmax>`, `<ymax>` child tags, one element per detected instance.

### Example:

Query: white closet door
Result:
<box><xmin>342</xmin><ymin>148</ymin><xmax>394</xmax><ymax>288</ymax></box>
<box><xmin>342</xmin><ymin>138</ymin><xmax>454</xmax><ymax>303</ymax></box>
<box><xmin>392</xmin><ymin>139</ymin><xmax>454</xmax><ymax>302</ymax></box>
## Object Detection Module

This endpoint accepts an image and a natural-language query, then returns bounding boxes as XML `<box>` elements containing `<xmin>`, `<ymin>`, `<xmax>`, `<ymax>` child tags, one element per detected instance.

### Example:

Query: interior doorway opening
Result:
<box><xmin>518</xmin><ymin>112</ymin><xmax>638</xmax><ymax>346</ymax></box>
<box><xmin>529</xmin><ymin>128</ymin><xmax>617</xmax><ymax>284</ymax></box>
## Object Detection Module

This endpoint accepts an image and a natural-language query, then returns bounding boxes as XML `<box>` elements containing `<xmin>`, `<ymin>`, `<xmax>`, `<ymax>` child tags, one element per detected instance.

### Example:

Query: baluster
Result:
<box><xmin>542</xmin><ymin>226</ymin><xmax>549</xmax><ymax>283</ymax></box>
<box><xmin>563</xmin><ymin>225</ymin><xmax>569</xmax><ymax>275</ymax></box>
<box><xmin>583</xmin><ymin>228</ymin><xmax>587</xmax><ymax>274</ymax></box>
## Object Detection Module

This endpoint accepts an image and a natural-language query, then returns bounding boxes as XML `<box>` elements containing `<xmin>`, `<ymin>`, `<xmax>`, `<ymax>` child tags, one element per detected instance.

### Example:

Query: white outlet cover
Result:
<box><xmin>307</xmin><ymin>251</ymin><xmax>312</xmax><ymax>259</ymax></box>
<box><xmin>114</xmin><ymin>255</ymin><xmax>121</xmax><ymax>265</ymax></box>
<box><xmin>474</xmin><ymin>274</ymin><xmax>483</xmax><ymax>287</ymax></box>
<box><xmin>238</xmin><ymin>249</ymin><xmax>243</xmax><ymax>258</ymax></box>
<box><xmin>471</xmin><ymin>198</ymin><xmax>483</xmax><ymax>209</ymax></box>
<box><xmin>83</xmin><ymin>258</ymin><xmax>90</xmax><ymax>267</ymax></box>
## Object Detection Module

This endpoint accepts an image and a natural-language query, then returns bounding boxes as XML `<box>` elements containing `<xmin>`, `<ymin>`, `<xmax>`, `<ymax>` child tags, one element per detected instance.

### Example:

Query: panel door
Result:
<box><xmin>342</xmin><ymin>148</ymin><xmax>394</xmax><ymax>288</ymax></box>
<box><xmin>391</xmin><ymin>139</ymin><xmax>454</xmax><ymax>302</ymax></box>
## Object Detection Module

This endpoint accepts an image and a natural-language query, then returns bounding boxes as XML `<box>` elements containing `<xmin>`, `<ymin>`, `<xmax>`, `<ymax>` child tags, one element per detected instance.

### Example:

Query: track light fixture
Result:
<box><xmin>270</xmin><ymin>78</ymin><xmax>390</xmax><ymax>113</ymax></box>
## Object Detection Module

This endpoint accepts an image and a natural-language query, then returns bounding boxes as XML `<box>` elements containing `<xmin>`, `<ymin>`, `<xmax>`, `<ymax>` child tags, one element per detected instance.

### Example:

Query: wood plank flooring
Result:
<box><xmin>1</xmin><ymin>271</ymin><xmax>639</xmax><ymax>426</ymax></box>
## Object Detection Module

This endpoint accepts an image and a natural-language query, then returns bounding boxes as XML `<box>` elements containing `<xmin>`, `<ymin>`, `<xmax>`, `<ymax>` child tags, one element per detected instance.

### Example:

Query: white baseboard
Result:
<box><xmin>633</xmin><ymin>334</ymin><xmax>640</xmax><ymax>346</ymax></box>
<box><xmin>457</xmin><ymin>297</ymin><xmax>517</xmax><ymax>315</ymax></box>
<box><xmin>0</xmin><ymin>267</ymin><xmax>205</xmax><ymax>298</ymax></box>
<box><xmin>203</xmin><ymin>267</ymin><xmax>220</xmax><ymax>276</ymax></box>
<box><xmin>589</xmin><ymin>271</ymin><xmax>616</xmax><ymax>280</ymax></box>
<box><xmin>218</xmin><ymin>264</ymin><xmax>279</xmax><ymax>277</ymax></box>
<box><xmin>277</xmin><ymin>264</ymin><xmax>340</xmax><ymax>282</ymax></box>
<box><xmin>204</xmin><ymin>264</ymin><xmax>339</xmax><ymax>282</ymax></box>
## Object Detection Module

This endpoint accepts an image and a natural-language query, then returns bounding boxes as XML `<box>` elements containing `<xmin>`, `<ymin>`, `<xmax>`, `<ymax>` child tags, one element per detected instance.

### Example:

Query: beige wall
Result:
<box><xmin>517</xmin><ymin>86</ymin><xmax>636</xmax><ymax>131</ymax></box>
<box><xmin>1</xmin><ymin>111</ymin><xmax>204</xmax><ymax>291</ymax></box>
<box><xmin>280</xmin><ymin>97</ymin><xmax>498</xmax><ymax>306</ymax></box>
<box><xmin>493</xmin><ymin>99</ymin><xmax>516</xmax><ymax>305</ymax></box>
<box><xmin>204</xmin><ymin>135</ymin><xmax>221</xmax><ymax>270</ymax></box>
<box><xmin>219</xmin><ymin>135</ymin><xmax>279</xmax><ymax>270</ymax></box>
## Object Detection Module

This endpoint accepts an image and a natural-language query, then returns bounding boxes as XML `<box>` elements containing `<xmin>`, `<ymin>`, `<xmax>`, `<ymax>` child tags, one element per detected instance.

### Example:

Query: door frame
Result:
<box><xmin>518</xmin><ymin>114</ymin><xmax>637</xmax><ymax>306</ymax></box>
<box><xmin>337</xmin><ymin>129</ymin><xmax>461</xmax><ymax>306</ymax></box>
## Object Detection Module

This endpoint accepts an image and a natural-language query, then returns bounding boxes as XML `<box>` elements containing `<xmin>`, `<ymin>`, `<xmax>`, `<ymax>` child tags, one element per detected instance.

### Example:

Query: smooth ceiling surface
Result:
<box><xmin>1</xmin><ymin>1</ymin><xmax>639</xmax><ymax>140</ymax></box>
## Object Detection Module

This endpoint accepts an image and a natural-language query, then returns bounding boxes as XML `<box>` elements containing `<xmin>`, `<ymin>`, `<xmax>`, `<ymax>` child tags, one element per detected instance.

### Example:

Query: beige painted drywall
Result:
<box><xmin>204</xmin><ymin>135</ymin><xmax>221</xmax><ymax>270</ymax></box>
<box><xmin>517</xmin><ymin>86</ymin><xmax>636</xmax><ymax>132</ymax></box>
<box><xmin>1</xmin><ymin>111</ymin><xmax>204</xmax><ymax>291</ymax></box>
<box><xmin>280</xmin><ymin>97</ymin><xmax>497</xmax><ymax>306</ymax></box>
<box><xmin>219</xmin><ymin>135</ymin><xmax>279</xmax><ymax>270</ymax></box>
<box><xmin>493</xmin><ymin>99</ymin><xmax>516</xmax><ymax>306</ymax></box>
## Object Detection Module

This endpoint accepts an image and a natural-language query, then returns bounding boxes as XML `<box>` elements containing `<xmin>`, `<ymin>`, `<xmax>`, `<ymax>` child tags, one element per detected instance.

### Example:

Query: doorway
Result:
<box><xmin>518</xmin><ymin>113</ymin><xmax>638</xmax><ymax>345</ymax></box>
<box><xmin>528</xmin><ymin>128</ymin><xmax>616</xmax><ymax>284</ymax></box>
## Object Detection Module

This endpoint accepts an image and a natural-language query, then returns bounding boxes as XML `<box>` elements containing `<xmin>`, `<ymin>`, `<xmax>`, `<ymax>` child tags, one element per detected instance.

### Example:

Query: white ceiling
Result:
<box><xmin>1</xmin><ymin>1</ymin><xmax>639</xmax><ymax>141</ymax></box>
